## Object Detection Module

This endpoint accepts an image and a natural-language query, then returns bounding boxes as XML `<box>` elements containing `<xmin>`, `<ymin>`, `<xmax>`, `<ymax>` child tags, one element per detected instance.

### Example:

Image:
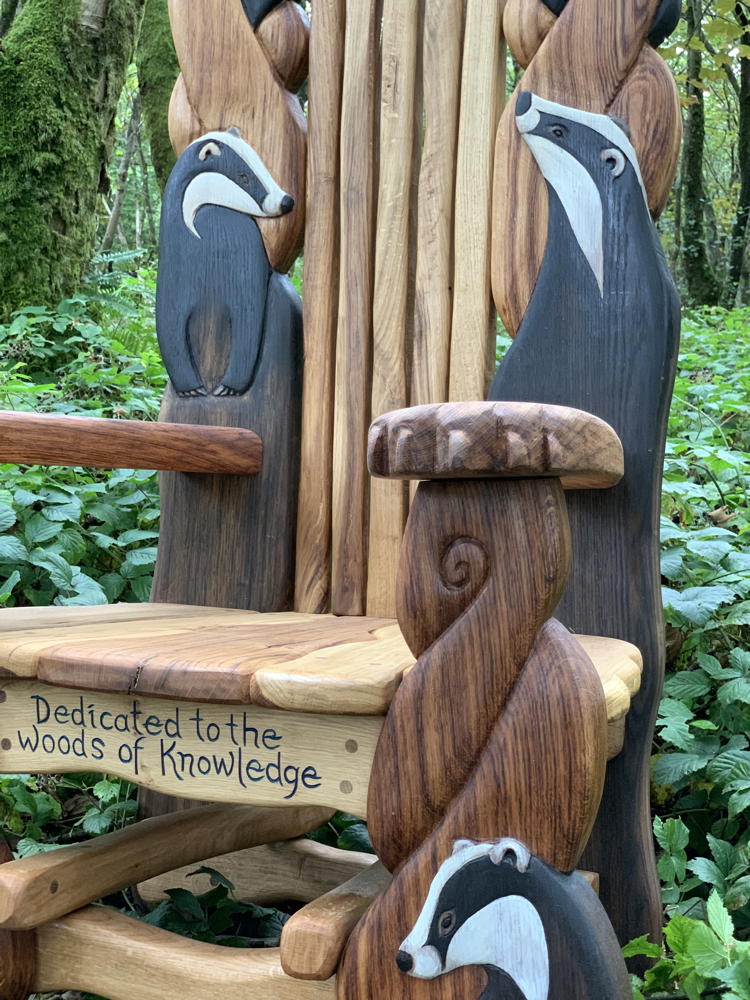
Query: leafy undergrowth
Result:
<box><xmin>1</xmin><ymin>304</ymin><xmax>750</xmax><ymax>998</ymax></box>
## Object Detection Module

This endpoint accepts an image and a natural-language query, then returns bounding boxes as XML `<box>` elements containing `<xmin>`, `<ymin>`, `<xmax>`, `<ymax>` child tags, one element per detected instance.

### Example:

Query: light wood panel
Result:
<box><xmin>35</xmin><ymin>907</ymin><xmax>334</xmax><ymax>999</ymax></box>
<box><xmin>0</xmin><ymin>607</ymin><xmax>411</xmax><ymax>713</ymax></box>
<box><xmin>138</xmin><ymin>838</ymin><xmax>376</xmax><ymax>908</ymax></box>
<box><xmin>411</xmin><ymin>0</ymin><xmax>464</xmax><ymax>409</ymax></box>
<box><xmin>0</xmin><ymin>681</ymin><xmax>382</xmax><ymax>817</ymax></box>
<box><xmin>0</xmin><ymin>411</ymin><xmax>262</xmax><ymax>475</ymax></box>
<box><xmin>448</xmin><ymin>0</ymin><xmax>504</xmax><ymax>401</ymax></box>
<box><xmin>366</xmin><ymin>0</ymin><xmax>421</xmax><ymax>618</ymax></box>
<box><xmin>167</xmin><ymin>0</ymin><xmax>306</xmax><ymax>271</ymax></box>
<box><xmin>330</xmin><ymin>0</ymin><xmax>381</xmax><ymax>616</ymax></box>
<box><xmin>280</xmin><ymin>860</ymin><xmax>391</xmax><ymax>980</ymax></box>
<box><xmin>368</xmin><ymin>401</ymin><xmax>623</xmax><ymax>488</ymax></box>
<box><xmin>0</xmin><ymin>804</ymin><xmax>331</xmax><ymax>932</ymax></box>
<box><xmin>295</xmin><ymin>0</ymin><xmax>345</xmax><ymax>614</ymax></box>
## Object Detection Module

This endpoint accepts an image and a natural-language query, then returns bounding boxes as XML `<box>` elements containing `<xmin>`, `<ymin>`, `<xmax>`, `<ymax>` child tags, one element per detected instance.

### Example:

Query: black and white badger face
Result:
<box><xmin>515</xmin><ymin>92</ymin><xmax>647</xmax><ymax>295</ymax></box>
<box><xmin>181</xmin><ymin>130</ymin><xmax>294</xmax><ymax>238</ymax></box>
<box><xmin>397</xmin><ymin>839</ymin><xmax>549</xmax><ymax>1000</ymax></box>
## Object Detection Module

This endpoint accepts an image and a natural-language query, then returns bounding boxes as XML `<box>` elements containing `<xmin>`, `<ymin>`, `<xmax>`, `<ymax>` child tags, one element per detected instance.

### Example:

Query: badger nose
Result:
<box><xmin>516</xmin><ymin>91</ymin><xmax>532</xmax><ymax>116</ymax></box>
<box><xmin>396</xmin><ymin>950</ymin><xmax>413</xmax><ymax>973</ymax></box>
<box><xmin>280</xmin><ymin>194</ymin><xmax>294</xmax><ymax>215</ymax></box>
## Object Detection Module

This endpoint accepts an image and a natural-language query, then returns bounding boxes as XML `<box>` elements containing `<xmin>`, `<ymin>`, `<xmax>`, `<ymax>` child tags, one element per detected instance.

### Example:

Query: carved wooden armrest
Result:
<box><xmin>368</xmin><ymin>401</ymin><xmax>623</xmax><ymax>489</ymax></box>
<box><xmin>280</xmin><ymin>861</ymin><xmax>392</xmax><ymax>981</ymax></box>
<box><xmin>0</xmin><ymin>411</ymin><xmax>262</xmax><ymax>475</ymax></box>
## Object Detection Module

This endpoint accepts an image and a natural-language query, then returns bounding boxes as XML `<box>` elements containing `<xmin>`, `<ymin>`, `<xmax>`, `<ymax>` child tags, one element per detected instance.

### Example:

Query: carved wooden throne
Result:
<box><xmin>0</xmin><ymin>1</ymin><xmax>681</xmax><ymax>998</ymax></box>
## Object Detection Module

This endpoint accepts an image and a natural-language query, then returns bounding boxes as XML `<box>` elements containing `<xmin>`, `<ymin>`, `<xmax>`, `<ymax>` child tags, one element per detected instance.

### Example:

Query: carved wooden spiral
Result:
<box><xmin>167</xmin><ymin>0</ymin><xmax>309</xmax><ymax>272</ymax></box>
<box><xmin>493</xmin><ymin>0</ymin><xmax>682</xmax><ymax>335</ymax></box>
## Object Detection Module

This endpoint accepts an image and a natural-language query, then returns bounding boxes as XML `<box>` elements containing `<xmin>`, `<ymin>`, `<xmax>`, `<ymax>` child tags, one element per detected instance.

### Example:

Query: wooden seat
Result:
<box><xmin>0</xmin><ymin>603</ymin><xmax>640</xmax><ymax>732</ymax></box>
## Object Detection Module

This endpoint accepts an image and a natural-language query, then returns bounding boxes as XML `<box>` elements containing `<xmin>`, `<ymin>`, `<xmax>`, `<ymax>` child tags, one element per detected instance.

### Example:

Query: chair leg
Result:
<box><xmin>0</xmin><ymin>837</ymin><xmax>34</xmax><ymax>1000</ymax></box>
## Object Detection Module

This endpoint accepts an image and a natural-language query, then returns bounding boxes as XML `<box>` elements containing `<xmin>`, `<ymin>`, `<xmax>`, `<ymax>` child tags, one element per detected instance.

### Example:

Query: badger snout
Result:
<box><xmin>396</xmin><ymin>950</ymin><xmax>413</xmax><ymax>973</ymax></box>
<box><xmin>262</xmin><ymin>192</ymin><xmax>295</xmax><ymax>216</ymax></box>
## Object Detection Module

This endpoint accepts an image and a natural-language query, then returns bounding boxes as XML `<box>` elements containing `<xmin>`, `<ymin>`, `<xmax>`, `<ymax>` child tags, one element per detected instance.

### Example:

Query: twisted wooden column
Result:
<box><xmin>489</xmin><ymin>0</ymin><xmax>683</xmax><ymax>960</ymax></box>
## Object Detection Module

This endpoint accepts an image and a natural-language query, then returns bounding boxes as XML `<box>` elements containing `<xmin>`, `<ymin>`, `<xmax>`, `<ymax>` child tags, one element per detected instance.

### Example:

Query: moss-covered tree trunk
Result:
<box><xmin>0</xmin><ymin>0</ymin><xmax>145</xmax><ymax>318</ymax></box>
<box><xmin>136</xmin><ymin>0</ymin><xmax>179</xmax><ymax>191</ymax></box>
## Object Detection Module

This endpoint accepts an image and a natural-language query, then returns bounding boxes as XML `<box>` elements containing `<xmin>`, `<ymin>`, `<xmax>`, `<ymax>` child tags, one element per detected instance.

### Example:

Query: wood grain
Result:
<box><xmin>339</xmin><ymin>620</ymin><xmax>613</xmax><ymax>999</ymax></box>
<box><xmin>0</xmin><ymin>836</ymin><xmax>35</xmax><ymax>1000</ymax></box>
<box><xmin>138</xmin><ymin>838</ymin><xmax>376</xmax><ymax>908</ymax></box>
<box><xmin>330</xmin><ymin>0</ymin><xmax>381</xmax><ymax>616</ymax></box>
<box><xmin>256</xmin><ymin>2</ymin><xmax>310</xmax><ymax>93</ymax></box>
<box><xmin>0</xmin><ymin>607</ymin><xmax>411</xmax><ymax>714</ymax></box>
<box><xmin>411</xmin><ymin>0</ymin><xmax>464</xmax><ymax>411</ymax></box>
<box><xmin>366</xmin><ymin>0</ymin><xmax>421</xmax><ymax>618</ymax></box>
<box><xmin>0</xmin><ymin>411</ymin><xmax>262</xmax><ymax>475</ymax></box>
<box><xmin>294</xmin><ymin>0</ymin><xmax>345</xmax><ymax>614</ymax></box>
<box><xmin>168</xmin><ymin>0</ymin><xmax>306</xmax><ymax>272</ymax></box>
<box><xmin>492</xmin><ymin>0</ymin><xmax>669</xmax><ymax>336</ymax></box>
<box><xmin>368</xmin><ymin>401</ymin><xmax>623</xmax><ymax>488</ymax></box>
<box><xmin>369</xmin><ymin>478</ymin><xmax>572</xmax><ymax>872</ymax></box>
<box><xmin>280</xmin><ymin>860</ymin><xmax>390</xmax><ymax>980</ymax></box>
<box><xmin>35</xmin><ymin>907</ymin><xmax>334</xmax><ymax>999</ymax></box>
<box><xmin>0</xmin><ymin>680</ymin><xmax>381</xmax><ymax>816</ymax></box>
<box><xmin>448</xmin><ymin>0</ymin><xmax>504</xmax><ymax>401</ymax></box>
<box><xmin>0</xmin><ymin>804</ymin><xmax>331</xmax><ymax>931</ymax></box>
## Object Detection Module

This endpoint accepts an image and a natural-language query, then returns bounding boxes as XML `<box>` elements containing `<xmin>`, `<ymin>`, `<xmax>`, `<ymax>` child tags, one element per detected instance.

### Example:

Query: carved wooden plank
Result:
<box><xmin>0</xmin><ymin>836</ymin><xmax>35</xmax><ymax>1000</ymax></box>
<box><xmin>0</xmin><ymin>608</ymin><xmax>410</xmax><ymax>714</ymax></box>
<box><xmin>493</xmin><ymin>0</ymin><xmax>669</xmax><ymax>336</ymax></box>
<box><xmin>0</xmin><ymin>804</ymin><xmax>331</xmax><ymax>931</ymax></box>
<box><xmin>368</xmin><ymin>401</ymin><xmax>623</xmax><ymax>488</ymax></box>
<box><xmin>366</xmin><ymin>0</ymin><xmax>421</xmax><ymax>618</ymax></box>
<box><xmin>0</xmin><ymin>681</ymin><xmax>381</xmax><ymax>817</ymax></box>
<box><xmin>0</xmin><ymin>411</ymin><xmax>261</xmax><ymax>475</ymax></box>
<box><xmin>35</xmin><ymin>908</ymin><xmax>334</xmax><ymax>1000</ymax></box>
<box><xmin>138</xmin><ymin>838</ymin><xmax>376</xmax><ymax>908</ymax></box>
<box><xmin>411</xmin><ymin>0</ymin><xmax>464</xmax><ymax>409</ymax></box>
<box><xmin>489</xmin><ymin>87</ymin><xmax>681</xmax><ymax>952</ymax></box>
<box><xmin>448</xmin><ymin>0</ymin><xmax>504</xmax><ymax>401</ymax></box>
<box><xmin>280</xmin><ymin>860</ymin><xmax>391</xmax><ymax>980</ymax></box>
<box><xmin>295</xmin><ymin>0</ymin><xmax>345</xmax><ymax>614</ymax></box>
<box><xmin>168</xmin><ymin>0</ymin><xmax>306</xmax><ymax>272</ymax></box>
<box><xmin>330</xmin><ymin>0</ymin><xmax>381</xmax><ymax>616</ymax></box>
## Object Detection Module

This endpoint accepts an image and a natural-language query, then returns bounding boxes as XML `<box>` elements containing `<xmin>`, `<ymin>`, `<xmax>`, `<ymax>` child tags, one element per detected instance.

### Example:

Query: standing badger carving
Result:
<box><xmin>156</xmin><ymin>129</ymin><xmax>294</xmax><ymax>398</ymax></box>
<box><xmin>397</xmin><ymin>838</ymin><xmax>630</xmax><ymax>1000</ymax></box>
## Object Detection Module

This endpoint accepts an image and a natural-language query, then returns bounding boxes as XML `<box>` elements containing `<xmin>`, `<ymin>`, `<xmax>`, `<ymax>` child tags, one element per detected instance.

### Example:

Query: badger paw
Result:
<box><xmin>213</xmin><ymin>384</ymin><xmax>243</xmax><ymax>397</ymax></box>
<box><xmin>176</xmin><ymin>386</ymin><xmax>208</xmax><ymax>397</ymax></box>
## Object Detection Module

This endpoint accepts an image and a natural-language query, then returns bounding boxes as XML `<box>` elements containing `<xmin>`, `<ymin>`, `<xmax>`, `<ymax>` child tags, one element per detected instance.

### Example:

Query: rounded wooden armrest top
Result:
<box><xmin>368</xmin><ymin>401</ymin><xmax>623</xmax><ymax>489</ymax></box>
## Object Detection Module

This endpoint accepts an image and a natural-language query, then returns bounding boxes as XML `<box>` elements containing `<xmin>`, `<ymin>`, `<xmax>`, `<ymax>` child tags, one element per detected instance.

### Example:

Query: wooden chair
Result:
<box><xmin>0</xmin><ymin>0</ymin><xmax>681</xmax><ymax>997</ymax></box>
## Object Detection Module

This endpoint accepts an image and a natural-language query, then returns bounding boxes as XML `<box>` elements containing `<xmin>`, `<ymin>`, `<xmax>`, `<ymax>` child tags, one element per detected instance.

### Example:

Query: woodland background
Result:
<box><xmin>1</xmin><ymin>1</ymin><xmax>750</xmax><ymax>998</ymax></box>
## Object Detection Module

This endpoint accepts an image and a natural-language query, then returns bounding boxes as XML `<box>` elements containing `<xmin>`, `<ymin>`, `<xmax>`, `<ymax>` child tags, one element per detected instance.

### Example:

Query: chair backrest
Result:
<box><xmin>151</xmin><ymin>0</ymin><xmax>505</xmax><ymax>619</ymax></box>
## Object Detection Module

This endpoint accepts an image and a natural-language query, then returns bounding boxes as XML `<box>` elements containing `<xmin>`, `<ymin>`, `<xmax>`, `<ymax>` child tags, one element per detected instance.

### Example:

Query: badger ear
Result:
<box><xmin>601</xmin><ymin>147</ymin><xmax>626</xmax><ymax>178</ymax></box>
<box><xmin>488</xmin><ymin>838</ymin><xmax>531</xmax><ymax>872</ymax></box>
<box><xmin>227</xmin><ymin>126</ymin><xmax>242</xmax><ymax>138</ymax></box>
<box><xmin>608</xmin><ymin>115</ymin><xmax>632</xmax><ymax>140</ymax></box>
<box><xmin>451</xmin><ymin>839</ymin><xmax>476</xmax><ymax>855</ymax></box>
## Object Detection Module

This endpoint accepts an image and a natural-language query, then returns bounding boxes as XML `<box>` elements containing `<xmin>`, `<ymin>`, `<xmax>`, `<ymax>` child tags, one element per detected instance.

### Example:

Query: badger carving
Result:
<box><xmin>156</xmin><ymin>129</ymin><xmax>294</xmax><ymax>398</ymax></box>
<box><xmin>397</xmin><ymin>838</ymin><xmax>631</xmax><ymax>1000</ymax></box>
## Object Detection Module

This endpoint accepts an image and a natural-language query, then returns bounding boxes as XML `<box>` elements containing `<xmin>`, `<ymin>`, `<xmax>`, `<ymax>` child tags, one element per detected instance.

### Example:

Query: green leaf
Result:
<box><xmin>664</xmin><ymin>670</ymin><xmax>711</xmax><ymax>702</ymax></box>
<box><xmin>0</xmin><ymin>504</ymin><xmax>17</xmax><ymax>531</ymax></box>
<box><xmin>336</xmin><ymin>822</ymin><xmax>374</xmax><ymax>853</ymax></box>
<box><xmin>0</xmin><ymin>536</ymin><xmax>28</xmax><ymax>562</ymax></box>
<box><xmin>117</xmin><ymin>529</ymin><xmax>160</xmax><ymax>545</ymax></box>
<box><xmin>129</xmin><ymin>575</ymin><xmax>153</xmax><ymax>602</ymax></box>
<box><xmin>23</xmin><ymin>512</ymin><xmax>61</xmax><ymax>545</ymax></box>
<box><xmin>688</xmin><ymin>858</ymin><xmax>727</xmax><ymax>892</ymax></box>
<box><xmin>41</xmin><ymin>498</ymin><xmax>82</xmax><ymax>522</ymax></box>
<box><xmin>28</xmin><ymin>549</ymin><xmax>74</xmax><ymax>589</ymax></box>
<box><xmin>666</xmin><ymin>912</ymin><xmax>701</xmax><ymax>957</ymax></box>
<box><xmin>164</xmin><ymin>888</ymin><xmax>206</xmax><ymax>923</ymax></box>
<box><xmin>622</xmin><ymin>934</ymin><xmax>662</xmax><ymax>959</ymax></box>
<box><xmin>688</xmin><ymin>922</ymin><xmax>728</xmax><ymax>976</ymax></box>
<box><xmin>653</xmin><ymin>752</ymin><xmax>707</xmax><ymax>786</ymax></box>
<box><xmin>187</xmin><ymin>867</ymin><xmax>236</xmax><ymax>892</ymax></box>
<box><xmin>707</xmin><ymin>889</ymin><xmax>735</xmax><ymax>945</ymax></box>
<box><xmin>123</xmin><ymin>546</ymin><xmax>157</xmax><ymax>567</ymax></box>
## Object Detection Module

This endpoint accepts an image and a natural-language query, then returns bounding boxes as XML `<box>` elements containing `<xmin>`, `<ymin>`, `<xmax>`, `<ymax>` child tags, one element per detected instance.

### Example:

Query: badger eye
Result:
<box><xmin>601</xmin><ymin>147</ymin><xmax>626</xmax><ymax>177</ymax></box>
<box><xmin>437</xmin><ymin>910</ymin><xmax>457</xmax><ymax>936</ymax></box>
<box><xmin>198</xmin><ymin>142</ymin><xmax>221</xmax><ymax>161</ymax></box>
<box><xmin>239</xmin><ymin>172</ymin><xmax>250</xmax><ymax>186</ymax></box>
<box><xmin>547</xmin><ymin>123</ymin><xmax>567</xmax><ymax>139</ymax></box>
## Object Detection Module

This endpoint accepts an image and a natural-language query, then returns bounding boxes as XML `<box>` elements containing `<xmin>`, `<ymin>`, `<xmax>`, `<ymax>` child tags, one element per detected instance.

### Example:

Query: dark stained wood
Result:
<box><xmin>0</xmin><ymin>835</ymin><xmax>35</xmax><ymax>1000</ymax></box>
<box><xmin>368</xmin><ymin>401</ymin><xmax>623</xmax><ymax>489</ymax></box>
<box><xmin>151</xmin><ymin>269</ymin><xmax>302</xmax><ymax>611</ymax></box>
<box><xmin>0</xmin><ymin>805</ymin><xmax>332</xmax><ymax>932</ymax></box>
<box><xmin>0</xmin><ymin>411</ymin><xmax>261</xmax><ymax>475</ymax></box>
<box><xmin>368</xmin><ymin>478</ymin><xmax>580</xmax><ymax>872</ymax></box>
<box><xmin>340</xmin><ymin>836</ymin><xmax>629</xmax><ymax>1000</ymax></box>
<box><xmin>294</xmin><ymin>0</ymin><xmax>346</xmax><ymax>615</ymax></box>
<box><xmin>489</xmin><ymin>88</ymin><xmax>680</xmax><ymax>952</ymax></box>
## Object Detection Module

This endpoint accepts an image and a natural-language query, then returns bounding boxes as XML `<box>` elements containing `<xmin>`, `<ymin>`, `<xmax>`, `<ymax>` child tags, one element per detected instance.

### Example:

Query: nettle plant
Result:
<box><xmin>0</xmin><ymin>287</ymin><xmax>165</xmax><ymax>606</ymax></box>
